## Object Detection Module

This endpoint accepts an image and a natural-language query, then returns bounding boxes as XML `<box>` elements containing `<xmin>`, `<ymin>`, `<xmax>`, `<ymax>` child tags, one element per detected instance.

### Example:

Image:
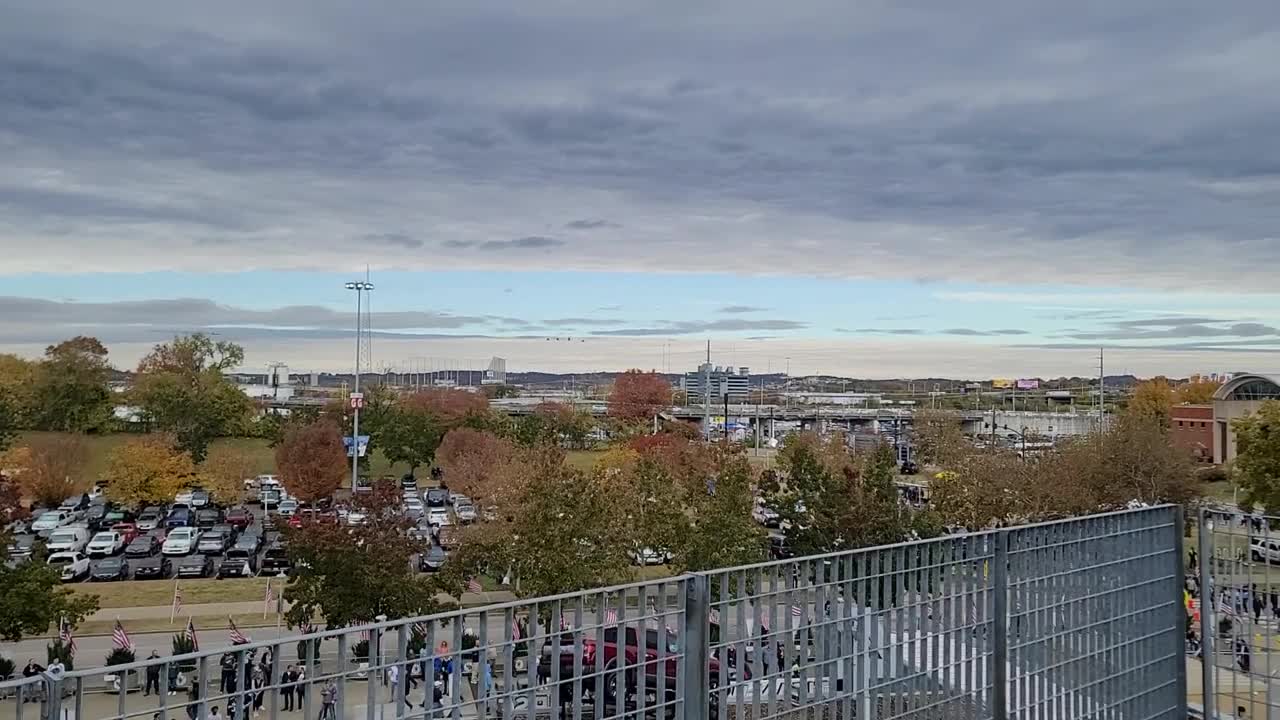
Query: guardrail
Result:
<box><xmin>1</xmin><ymin>506</ymin><xmax>1185</xmax><ymax>720</ymax></box>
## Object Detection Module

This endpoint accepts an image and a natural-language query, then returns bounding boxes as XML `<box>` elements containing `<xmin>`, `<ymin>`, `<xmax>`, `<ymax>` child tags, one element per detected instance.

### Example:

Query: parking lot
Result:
<box><xmin>9</xmin><ymin>476</ymin><xmax>474</xmax><ymax>586</ymax></box>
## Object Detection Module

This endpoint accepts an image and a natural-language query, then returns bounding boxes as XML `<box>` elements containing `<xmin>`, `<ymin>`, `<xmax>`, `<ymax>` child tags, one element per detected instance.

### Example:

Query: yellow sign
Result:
<box><xmin>992</xmin><ymin>378</ymin><xmax>1015</xmax><ymax>389</ymax></box>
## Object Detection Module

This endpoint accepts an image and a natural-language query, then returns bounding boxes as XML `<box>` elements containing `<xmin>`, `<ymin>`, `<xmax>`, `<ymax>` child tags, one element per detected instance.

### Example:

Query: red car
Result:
<box><xmin>539</xmin><ymin>626</ymin><xmax>725</xmax><ymax>706</ymax></box>
<box><xmin>291</xmin><ymin>509</ymin><xmax>338</xmax><ymax>528</ymax></box>
<box><xmin>110</xmin><ymin>522</ymin><xmax>140</xmax><ymax>545</ymax></box>
<box><xmin>226</xmin><ymin>507</ymin><xmax>255</xmax><ymax>531</ymax></box>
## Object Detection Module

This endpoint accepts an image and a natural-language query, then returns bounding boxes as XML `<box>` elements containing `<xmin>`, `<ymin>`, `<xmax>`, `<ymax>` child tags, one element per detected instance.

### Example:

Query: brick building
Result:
<box><xmin>1170</xmin><ymin>404</ymin><xmax>1213</xmax><ymax>464</ymax></box>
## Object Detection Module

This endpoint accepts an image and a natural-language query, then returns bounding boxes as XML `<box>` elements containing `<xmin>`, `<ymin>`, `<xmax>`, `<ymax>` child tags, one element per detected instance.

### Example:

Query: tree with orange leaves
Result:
<box><xmin>607</xmin><ymin>369</ymin><xmax>671</xmax><ymax>423</ymax></box>
<box><xmin>275</xmin><ymin>420</ymin><xmax>348</xmax><ymax>503</ymax></box>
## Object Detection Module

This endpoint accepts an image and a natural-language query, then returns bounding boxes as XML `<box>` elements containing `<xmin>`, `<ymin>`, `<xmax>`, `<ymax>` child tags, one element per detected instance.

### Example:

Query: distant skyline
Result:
<box><xmin>2</xmin><ymin>1</ymin><xmax>1278</xmax><ymax>377</ymax></box>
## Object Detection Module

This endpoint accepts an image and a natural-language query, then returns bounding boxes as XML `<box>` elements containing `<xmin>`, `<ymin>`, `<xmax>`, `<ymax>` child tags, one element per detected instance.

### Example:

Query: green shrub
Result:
<box><xmin>105</xmin><ymin>647</ymin><xmax>136</xmax><ymax>667</ymax></box>
<box><xmin>0</xmin><ymin>657</ymin><xmax>15</xmax><ymax>680</ymax></box>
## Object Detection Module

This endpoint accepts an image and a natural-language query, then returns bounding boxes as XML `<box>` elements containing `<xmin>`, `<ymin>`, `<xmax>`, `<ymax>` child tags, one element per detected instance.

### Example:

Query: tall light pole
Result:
<box><xmin>345</xmin><ymin>281</ymin><xmax>374</xmax><ymax>491</ymax></box>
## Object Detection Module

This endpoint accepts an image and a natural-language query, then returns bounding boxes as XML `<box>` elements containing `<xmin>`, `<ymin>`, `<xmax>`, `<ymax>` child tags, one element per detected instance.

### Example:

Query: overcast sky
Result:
<box><xmin>2</xmin><ymin>1</ymin><xmax>1279</xmax><ymax>378</ymax></box>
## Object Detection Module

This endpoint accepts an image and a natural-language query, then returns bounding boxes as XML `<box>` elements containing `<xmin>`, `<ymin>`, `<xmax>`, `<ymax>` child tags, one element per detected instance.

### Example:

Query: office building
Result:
<box><xmin>682</xmin><ymin>364</ymin><xmax>751</xmax><ymax>402</ymax></box>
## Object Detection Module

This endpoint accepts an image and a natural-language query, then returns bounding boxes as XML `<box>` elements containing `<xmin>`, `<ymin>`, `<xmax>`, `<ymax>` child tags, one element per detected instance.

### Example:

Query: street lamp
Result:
<box><xmin>345</xmin><ymin>281</ymin><xmax>374</xmax><ymax>491</ymax></box>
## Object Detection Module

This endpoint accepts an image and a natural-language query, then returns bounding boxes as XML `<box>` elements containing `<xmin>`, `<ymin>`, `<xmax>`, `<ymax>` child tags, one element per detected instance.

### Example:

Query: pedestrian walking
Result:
<box><xmin>1189</xmin><ymin>548</ymin><xmax>1198</xmax><ymax>571</ymax></box>
<box><xmin>1252</xmin><ymin>584</ymin><xmax>1265</xmax><ymax>622</ymax></box>
<box><xmin>186</xmin><ymin>680</ymin><xmax>201</xmax><ymax>720</ymax></box>
<box><xmin>145</xmin><ymin>651</ymin><xmax>162</xmax><ymax>696</ymax></box>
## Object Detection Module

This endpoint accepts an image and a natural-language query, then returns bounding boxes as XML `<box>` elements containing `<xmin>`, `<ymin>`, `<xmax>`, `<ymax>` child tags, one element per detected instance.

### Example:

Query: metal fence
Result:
<box><xmin>2</xmin><ymin>506</ymin><xmax>1185</xmax><ymax>720</ymax></box>
<box><xmin>1194</xmin><ymin>508</ymin><xmax>1280</xmax><ymax>719</ymax></box>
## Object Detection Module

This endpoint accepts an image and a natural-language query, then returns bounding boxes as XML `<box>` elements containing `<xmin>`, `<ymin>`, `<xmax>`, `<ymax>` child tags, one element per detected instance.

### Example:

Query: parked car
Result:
<box><xmin>110</xmin><ymin>522</ymin><xmax>140</xmax><ymax>545</ymax></box>
<box><xmin>418</xmin><ymin>544</ymin><xmax>449</xmax><ymax>572</ymax></box>
<box><xmin>425</xmin><ymin>488</ymin><xmax>449</xmax><ymax>507</ymax></box>
<box><xmin>190</xmin><ymin>489</ymin><xmax>211</xmax><ymax>508</ymax></box>
<box><xmin>102</xmin><ymin>508</ymin><xmax>135</xmax><ymax>528</ymax></box>
<box><xmin>136</xmin><ymin>506</ymin><xmax>166</xmax><ymax>531</ymax></box>
<box><xmin>219</xmin><ymin>548</ymin><xmax>259</xmax><ymax>578</ymax></box>
<box><xmin>84</xmin><ymin>501</ymin><xmax>111</xmax><ymax>531</ymax></box>
<box><xmin>260</xmin><ymin>542</ymin><xmax>292</xmax><ymax>575</ymax></box>
<box><xmin>47</xmin><ymin>527</ymin><xmax>91</xmax><ymax>554</ymax></box>
<box><xmin>162</xmin><ymin>528</ymin><xmax>199</xmax><ymax>555</ymax></box>
<box><xmin>276</xmin><ymin>499</ymin><xmax>300</xmax><ymax>517</ymax></box>
<box><xmin>144</xmin><ymin>527</ymin><xmax>169</xmax><ymax>543</ymax></box>
<box><xmin>177</xmin><ymin>554</ymin><xmax>215</xmax><ymax>578</ymax></box>
<box><xmin>7</xmin><ymin>533</ymin><xmax>41</xmax><ymax>560</ymax></box>
<box><xmin>629</xmin><ymin>547</ymin><xmax>672</xmax><ymax>566</ymax></box>
<box><xmin>195</xmin><ymin>508</ymin><xmax>224</xmax><ymax>529</ymax></box>
<box><xmin>538</xmin><ymin>626</ymin><xmax>721</xmax><ymax>704</ymax></box>
<box><xmin>426</xmin><ymin>507</ymin><xmax>451</xmax><ymax>527</ymax></box>
<box><xmin>174</xmin><ymin>489</ymin><xmax>195</xmax><ymax>506</ymax></box>
<box><xmin>31</xmin><ymin>510</ymin><xmax>74</xmax><ymax>535</ymax></box>
<box><xmin>165</xmin><ymin>508</ymin><xmax>193</xmax><ymax>529</ymax></box>
<box><xmin>454</xmin><ymin>503</ymin><xmax>477</xmax><ymax>524</ymax></box>
<box><xmin>60</xmin><ymin>494</ymin><xmax>90</xmax><ymax>513</ymax></box>
<box><xmin>47</xmin><ymin>551</ymin><xmax>90</xmax><ymax>582</ymax></box>
<box><xmin>344</xmin><ymin>510</ymin><xmax>367</xmax><ymax>527</ymax></box>
<box><xmin>450</xmin><ymin>494</ymin><xmax>472</xmax><ymax>508</ymax></box>
<box><xmin>437</xmin><ymin>527</ymin><xmax>460</xmax><ymax>549</ymax></box>
<box><xmin>125</xmin><ymin>535</ymin><xmax>162</xmax><ymax>559</ymax></box>
<box><xmin>132</xmin><ymin>555</ymin><xmax>173</xmax><ymax>580</ymax></box>
<box><xmin>86</xmin><ymin>531</ymin><xmax>126</xmax><ymax>558</ymax></box>
<box><xmin>90</xmin><ymin>556</ymin><xmax>130</xmax><ymax>582</ymax></box>
<box><xmin>197</xmin><ymin>530</ymin><xmax>231</xmax><ymax>555</ymax></box>
<box><xmin>400</xmin><ymin>474</ymin><xmax>418</xmax><ymax>491</ymax></box>
<box><xmin>225</xmin><ymin>507</ymin><xmax>254</xmax><ymax>530</ymax></box>
<box><xmin>232</xmin><ymin>532</ymin><xmax>264</xmax><ymax>555</ymax></box>
<box><xmin>403</xmin><ymin>497</ymin><xmax>426</xmax><ymax>520</ymax></box>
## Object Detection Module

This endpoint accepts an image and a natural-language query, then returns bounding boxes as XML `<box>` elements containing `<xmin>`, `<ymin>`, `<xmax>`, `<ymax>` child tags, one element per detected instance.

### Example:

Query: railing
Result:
<box><xmin>1</xmin><ymin>506</ymin><xmax>1185</xmax><ymax>720</ymax></box>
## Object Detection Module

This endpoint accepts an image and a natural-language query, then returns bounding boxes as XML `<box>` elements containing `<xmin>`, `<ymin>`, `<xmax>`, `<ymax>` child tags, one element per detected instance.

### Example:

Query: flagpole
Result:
<box><xmin>170</xmin><ymin>580</ymin><xmax>179</xmax><ymax>623</ymax></box>
<box><xmin>263</xmin><ymin>578</ymin><xmax>270</xmax><ymax>619</ymax></box>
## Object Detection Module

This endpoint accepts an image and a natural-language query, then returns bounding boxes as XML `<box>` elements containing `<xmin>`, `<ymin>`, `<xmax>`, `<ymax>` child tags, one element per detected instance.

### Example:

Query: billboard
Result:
<box><xmin>992</xmin><ymin>378</ymin><xmax>1015</xmax><ymax>389</ymax></box>
<box><xmin>1016</xmin><ymin>379</ymin><xmax>1040</xmax><ymax>390</ymax></box>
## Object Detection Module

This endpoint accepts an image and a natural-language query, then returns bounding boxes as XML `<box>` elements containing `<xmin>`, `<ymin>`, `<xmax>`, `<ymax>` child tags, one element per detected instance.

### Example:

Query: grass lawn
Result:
<box><xmin>17</xmin><ymin>431</ymin><xmax>408</xmax><ymax>487</ymax></box>
<box><xmin>60</xmin><ymin>613</ymin><xmax>279</xmax><ymax>638</ymax></box>
<box><xmin>70</xmin><ymin>577</ymin><xmax>273</xmax><ymax>608</ymax></box>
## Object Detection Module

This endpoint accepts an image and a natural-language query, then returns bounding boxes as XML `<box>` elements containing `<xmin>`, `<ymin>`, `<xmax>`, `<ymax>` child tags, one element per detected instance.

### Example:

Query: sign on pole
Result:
<box><xmin>343</xmin><ymin>435</ymin><xmax>370</xmax><ymax>458</ymax></box>
<box><xmin>350</xmin><ymin>392</ymin><xmax>364</xmax><ymax>410</ymax></box>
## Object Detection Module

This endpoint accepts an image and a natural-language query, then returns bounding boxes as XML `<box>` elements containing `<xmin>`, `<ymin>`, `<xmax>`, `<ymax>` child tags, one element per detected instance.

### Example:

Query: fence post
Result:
<box><xmin>683</xmin><ymin>574</ymin><xmax>711</xmax><ymax>720</ymax></box>
<box><xmin>991</xmin><ymin>530</ymin><xmax>1008</xmax><ymax>720</ymax></box>
<box><xmin>1198</xmin><ymin>508</ymin><xmax>1215</xmax><ymax>715</ymax></box>
<box><xmin>1173</xmin><ymin>508</ymin><xmax>1188</xmax><ymax>717</ymax></box>
<box><xmin>43</xmin><ymin>672</ymin><xmax>63</xmax><ymax>720</ymax></box>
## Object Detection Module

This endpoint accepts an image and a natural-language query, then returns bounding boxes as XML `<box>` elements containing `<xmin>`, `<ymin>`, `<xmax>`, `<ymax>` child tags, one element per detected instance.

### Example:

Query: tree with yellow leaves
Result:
<box><xmin>200</xmin><ymin>446</ymin><xmax>258</xmax><ymax>506</ymax></box>
<box><xmin>103</xmin><ymin>436</ymin><xmax>196</xmax><ymax>507</ymax></box>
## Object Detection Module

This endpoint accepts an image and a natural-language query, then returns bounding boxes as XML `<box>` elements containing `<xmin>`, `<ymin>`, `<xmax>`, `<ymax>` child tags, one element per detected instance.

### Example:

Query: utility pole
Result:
<box><xmin>1097</xmin><ymin>347</ymin><xmax>1106</xmax><ymax>429</ymax></box>
<box><xmin>703</xmin><ymin>340</ymin><xmax>712</xmax><ymax>439</ymax></box>
<box><xmin>345</xmin><ymin>280</ymin><xmax>374</xmax><ymax>490</ymax></box>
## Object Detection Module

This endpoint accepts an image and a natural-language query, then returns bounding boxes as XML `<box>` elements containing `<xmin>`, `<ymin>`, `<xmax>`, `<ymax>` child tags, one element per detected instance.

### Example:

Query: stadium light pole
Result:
<box><xmin>345</xmin><ymin>281</ymin><xmax>374</xmax><ymax>491</ymax></box>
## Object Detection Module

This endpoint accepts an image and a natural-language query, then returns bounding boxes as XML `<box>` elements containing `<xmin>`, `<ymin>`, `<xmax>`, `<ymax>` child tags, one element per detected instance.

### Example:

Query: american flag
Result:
<box><xmin>511</xmin><ymin>618</ymin><xmax>522</xmax><ymax>641</ymax></box>
<box><xmin>185</xmin><ymin>618</ymin><xmax>200</xmax><ymax>652</ymax></box>
<box><xmin>228</xmin><ymin>617</ymin><xmax>249</xmax><ymax>645</ymax></box>
<box><xmin>264</xmin><ymin>579</ymin><xmax>277</xmax><ymax>614</ymax></box>
<box><xmin>791</xmin><ymin>604</ymin><xmax>804</xmax><ymax>618</ymax></box>
<box><xmin>58</xmin><ymin>616</ymin><xmax>77</xmax><ymax>656</ymax></box>
<box><xmin>172</xmin><ymin>582</ymin><xmax>183</xmax><ymax>616</ymax></box>
<box><xmin>467</xmin><ymin>578</ymin><xmax>483</xmax><ymax>594</ymax></box>
<box><xmin>709</xmin><ymin>608</ymin><xmax>720</xmax><ymax>625</ymax></box>
<box><xmin>759</xmin><ymin>611</ymin><xmax>770</xmax><ymax>631</ymax></box>
<box><xmin>112</xmin><ymin>620</ymin><xmax>134</xmax><ymax>650</ymax></box>
<box><xmin>604</xmin><ymin>608</ymin><xmax>619</xmax><ymax>627</ymax></box>
<box><xmin>1217</xmin><ymin>598</ymin><xmax>1237</xmax><ymax>618</ymax></box>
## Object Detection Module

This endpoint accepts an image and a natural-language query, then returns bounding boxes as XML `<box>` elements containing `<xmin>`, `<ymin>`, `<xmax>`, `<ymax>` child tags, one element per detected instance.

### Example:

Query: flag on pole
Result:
<box><xmin>791</xmin><ymin>604</ymin><xmax>804</xmax><ymax>618</ymax></box>
<box><xmin>171</xmin><ymin>581</ymin><xmax>183</xmax><ymax>622</ymax></box>
<box><xmin>709</xmin><ymin>608</ymin><xmax>720</xmax><ymax>625</ymax></box>
<box><xmin>604</xmin><ymin>608</ymin><xmax>619</xmax><ymax>627</ymax></box>
<box><xmin>467</xmin><ymin>578</ymin><xmax>483</xmax><ymax>594</ymax></box>
<box><xmin>511</xmin><ymin>618</ymin><xmax>522</xmax><ymax>641</ymax></box>
<box><xmin>264</xmin><ymin>579</ymin><xmax>277</xmax><ymax>617</ymax></box>
<box><xmin>185</xmin><ymin>618</ymin><xmax>200</xmax><ymax>652</ymax></box>
<box><xmin>759</xmin><ymin>611</ymin><xmax>770</xmax><ymax>631</ymax></box>
<box><xmin>112</xmin><ymin>620</ymin><xmax>134</xmax><ymax>650</ymax></box>
<box><xmin>229</xmin><ymin>617</ymin><xmax>249</xmax><ymax>645</ymax></box>
<box><xmin>58</xmin><ymin>616</ymin><xmax>77</xmax><ymax>656</ymax></box>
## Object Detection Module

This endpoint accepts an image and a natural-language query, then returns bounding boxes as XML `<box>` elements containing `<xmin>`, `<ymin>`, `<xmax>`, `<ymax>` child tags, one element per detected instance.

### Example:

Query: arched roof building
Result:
<box><xmin>1211</xmin><ymin>374</ymin><xmax>1280</xmax><ymax>464</ymax></box>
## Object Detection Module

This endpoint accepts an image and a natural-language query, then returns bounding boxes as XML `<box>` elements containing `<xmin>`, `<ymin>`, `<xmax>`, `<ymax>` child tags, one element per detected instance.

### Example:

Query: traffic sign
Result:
<box><xmin>350</xmin><ymin>392</ymin><xmax>364</xmax><ymax>409</ymax></box>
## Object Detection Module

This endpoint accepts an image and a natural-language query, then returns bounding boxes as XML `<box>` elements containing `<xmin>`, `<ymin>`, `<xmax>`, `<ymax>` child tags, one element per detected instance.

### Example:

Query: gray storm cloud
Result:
<box><xmin>0</xmin><ymin>0</ymin><xmax>1277</xmax><ymax>288</ymax></box>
